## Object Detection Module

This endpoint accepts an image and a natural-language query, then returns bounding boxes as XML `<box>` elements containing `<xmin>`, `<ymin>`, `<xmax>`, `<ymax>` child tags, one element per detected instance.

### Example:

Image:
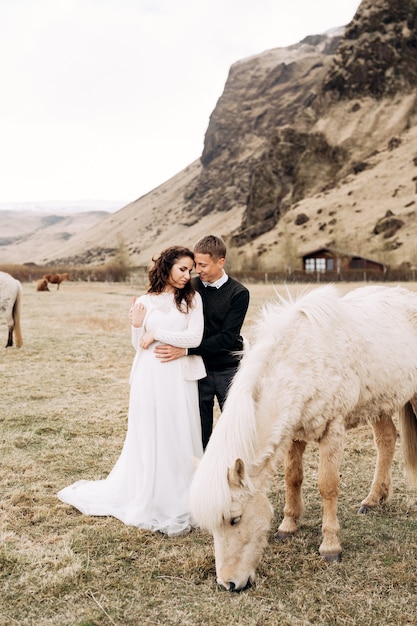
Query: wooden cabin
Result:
<box><xmin>301</xmin><ymin>247</ymin><xmax>385</xmax><ymax>275</ymax></box>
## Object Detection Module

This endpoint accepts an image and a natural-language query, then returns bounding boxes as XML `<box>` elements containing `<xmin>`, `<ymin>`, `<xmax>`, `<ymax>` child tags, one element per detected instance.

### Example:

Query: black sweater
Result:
<box><xmin>188</xmin><ymin>276</ymin><xmax>250</xmax><ymax>371</ymax></box>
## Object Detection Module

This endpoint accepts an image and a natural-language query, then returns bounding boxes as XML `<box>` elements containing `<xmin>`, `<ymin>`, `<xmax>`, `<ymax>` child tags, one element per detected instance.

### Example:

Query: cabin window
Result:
<box><xmin>305</xmin><ymin>258</ymin><xmax>326</xmax><ymax>273</ymax></box>
<box><xmin>316</xmin><ymin>258</ymin><xmax>326</xmax><ymax>272</ymax></box>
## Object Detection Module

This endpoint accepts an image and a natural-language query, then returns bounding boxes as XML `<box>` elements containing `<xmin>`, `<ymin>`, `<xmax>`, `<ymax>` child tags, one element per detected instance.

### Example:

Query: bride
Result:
<box><xmin>58</xmin><ymin>246</ymin><xmax>205</xmax><ymax>537</ymax></box>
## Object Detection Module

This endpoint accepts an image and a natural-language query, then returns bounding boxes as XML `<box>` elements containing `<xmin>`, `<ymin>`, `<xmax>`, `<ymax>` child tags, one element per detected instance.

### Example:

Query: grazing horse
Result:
<box><xmin>0</xmin><ymin>271</ymin><xmax>23</xmax><ymax>348</ymax></box>
<box><xmin>190</xmin><ymin>285</ymin><xmax>417</xmax><ymax>591</ymax></box>
<box><xmin>36</xmin><ymin>278</ymin><xmax>49</xmax><ymax>291</ymax></box>
<box><xmin>43</xmin><ymin>273</ymin><xmax>69</xmax><ymax>290</ymax></box>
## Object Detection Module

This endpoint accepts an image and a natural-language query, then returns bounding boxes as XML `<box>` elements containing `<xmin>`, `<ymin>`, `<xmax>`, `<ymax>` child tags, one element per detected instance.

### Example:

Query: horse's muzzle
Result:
<box><xmin>221</xmin><ymin>578</ymin><xmax>253</xmax><ymax>592</ymax></box>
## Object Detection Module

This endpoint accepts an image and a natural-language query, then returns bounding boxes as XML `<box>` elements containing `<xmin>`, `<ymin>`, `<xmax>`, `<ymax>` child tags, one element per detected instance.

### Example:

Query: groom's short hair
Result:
<box><xmin>194</xmin><ymin>235</ymin><xmax>226</xmax><ymax>260</ymax></box>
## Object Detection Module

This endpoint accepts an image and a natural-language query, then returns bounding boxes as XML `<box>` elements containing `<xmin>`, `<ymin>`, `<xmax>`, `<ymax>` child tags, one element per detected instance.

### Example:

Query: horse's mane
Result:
<box><xmin>262</xmin><ymin>283</ymin><xmax>342</xmax><ymax>332</ymax></box>
<box><xmin>190</xmin><ymin>284</ymin><xmax>343</xmax><ymax>531</ymax></box>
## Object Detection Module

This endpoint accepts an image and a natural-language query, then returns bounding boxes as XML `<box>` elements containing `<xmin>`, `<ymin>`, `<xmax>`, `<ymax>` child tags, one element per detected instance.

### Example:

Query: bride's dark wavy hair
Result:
<box><xmin>147</xmin><ymin>246</ymin><xmax>195</xmax><ymax>312</ymax></box>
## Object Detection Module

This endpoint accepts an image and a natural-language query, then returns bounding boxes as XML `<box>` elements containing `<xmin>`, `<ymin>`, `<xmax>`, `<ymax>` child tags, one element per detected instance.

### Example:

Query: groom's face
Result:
<box><xmin>194</xmin><ymin>253</ymin><xmax>225</xmax><ymax>284</ymax></box>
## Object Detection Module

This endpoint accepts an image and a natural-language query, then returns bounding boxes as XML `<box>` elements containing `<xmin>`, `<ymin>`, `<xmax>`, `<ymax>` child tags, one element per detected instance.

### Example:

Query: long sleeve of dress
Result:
<box><xmin>154</xmin><ymin>293</ymin><xmax>204</xmax><ymax>348</ymax></box>
<box><xmin>131</xmin><ymin>294</ymin><xmax>147</xmax><ymax>351</ymax></box>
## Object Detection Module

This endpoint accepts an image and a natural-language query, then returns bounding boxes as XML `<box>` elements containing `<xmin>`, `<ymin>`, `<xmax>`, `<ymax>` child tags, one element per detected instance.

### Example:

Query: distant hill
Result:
<box><xmin>0</xmin><ymin>199</ymin><xmax>125</xmax><ymax>214</ymax></box>
<box><xmin>0</xmin><ymin>205</ymin><xmax>113</xmax><ymax>264</ymax></box>
<box><xmin>2</xmin><ymin>0</ymin><xmax>417</xmax><ymax>271</ymax></box>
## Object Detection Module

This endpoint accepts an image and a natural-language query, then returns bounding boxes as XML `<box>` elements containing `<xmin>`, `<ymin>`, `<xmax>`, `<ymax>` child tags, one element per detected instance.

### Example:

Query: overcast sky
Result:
<box><xmin>0</xmin><ymin>0</ymin><xmax>361</xmax><ymax>208</ymax></box>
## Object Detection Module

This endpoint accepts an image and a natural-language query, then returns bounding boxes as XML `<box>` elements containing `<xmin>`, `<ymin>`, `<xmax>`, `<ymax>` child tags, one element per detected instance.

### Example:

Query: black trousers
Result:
<box><xmin>198</xmin><ymin>366</ymin><xmax>238</xmax><ymax>449</ymax></box>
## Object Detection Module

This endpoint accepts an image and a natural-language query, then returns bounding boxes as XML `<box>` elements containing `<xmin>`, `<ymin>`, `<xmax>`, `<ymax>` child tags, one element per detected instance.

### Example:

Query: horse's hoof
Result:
<box><xmin>274</xmin><ymin>530</ymin><xmax>293</xmax><ymax>542</ymax></box>
<box><xmin>358</xmin><ymin>505</ymin><xmax>369</xmax><ymax>514</ymax></box>
<box><xmin>322</xmin><ymin>552</ymin><xmax>342</xmax><ymax>563</ymax></box>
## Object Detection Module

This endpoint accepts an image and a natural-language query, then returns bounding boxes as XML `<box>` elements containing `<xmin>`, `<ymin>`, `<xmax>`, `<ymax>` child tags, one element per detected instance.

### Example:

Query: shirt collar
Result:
<box><xmin>202</xmin><ymin>271</ymin><xmax>228</xmax><ymax>289</ymax></box>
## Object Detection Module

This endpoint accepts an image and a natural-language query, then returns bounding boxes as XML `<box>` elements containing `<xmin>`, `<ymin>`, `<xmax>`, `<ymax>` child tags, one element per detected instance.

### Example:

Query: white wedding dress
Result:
<box><xmin>58</xmin><ymin>292</ymin><xmax>205</xmax><ymax>536</ymax></box>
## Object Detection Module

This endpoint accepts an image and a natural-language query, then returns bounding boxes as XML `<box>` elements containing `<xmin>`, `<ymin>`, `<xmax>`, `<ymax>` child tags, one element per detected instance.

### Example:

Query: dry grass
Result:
<box><xmin>1</xmin><ymin>280</ymin><xmax>417</xmax><ymax>626</ymax></box>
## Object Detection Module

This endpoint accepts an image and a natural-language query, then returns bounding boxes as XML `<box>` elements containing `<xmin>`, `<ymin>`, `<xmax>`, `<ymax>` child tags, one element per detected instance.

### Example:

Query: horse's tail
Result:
<box><xmin>399</xmin><ymin>400</ymin><xmax>417</xmax><ymax>488</ymax></box>
<box><xmin>13</xmin><ymin>282</ymin><xmax>23</xmax><ymax>348</ymax></box>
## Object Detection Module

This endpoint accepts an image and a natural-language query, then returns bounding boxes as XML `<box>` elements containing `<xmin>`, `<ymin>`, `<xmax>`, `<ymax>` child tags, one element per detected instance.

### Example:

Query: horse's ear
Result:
<box><xmin>228</xmin><ymin>458</ymin><xmax>245</xmax><ymax>487</ymax></box>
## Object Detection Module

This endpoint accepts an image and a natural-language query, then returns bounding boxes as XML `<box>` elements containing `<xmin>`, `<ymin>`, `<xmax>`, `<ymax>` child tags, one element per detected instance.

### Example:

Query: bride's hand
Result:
<box><xmin>140</xmin><ymin>331</ymin><xmax>155</xmax><ymax>349</ymax></box>
<box><xmin>129</xmin><ymin>297</ymin><xmax>146</xmax><ymax>328</ymax></box>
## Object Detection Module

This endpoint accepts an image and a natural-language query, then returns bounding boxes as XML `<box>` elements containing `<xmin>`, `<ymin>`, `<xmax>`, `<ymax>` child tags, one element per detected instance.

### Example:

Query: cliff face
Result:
<box><xmin>183</xmin><ymin>0</ymin><xmax>417</xmax><ymax>249</ymax></box>
<box><xmin>182</xmin><ymin>33</ymin><xmax>342</xmax><ymax>230</ymax></box>
<box><xmin>323</xmin><ymin>0</ymin><xmax>417</xmax><ymax>99</ymax></box>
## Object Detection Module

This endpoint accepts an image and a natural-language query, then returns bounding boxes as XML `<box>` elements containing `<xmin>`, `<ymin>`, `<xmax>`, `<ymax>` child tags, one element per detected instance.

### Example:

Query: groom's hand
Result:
<box><xmin>154</xmin><ymin>344</ymin><xmax>186</xmax><ymax>363</ymax></box>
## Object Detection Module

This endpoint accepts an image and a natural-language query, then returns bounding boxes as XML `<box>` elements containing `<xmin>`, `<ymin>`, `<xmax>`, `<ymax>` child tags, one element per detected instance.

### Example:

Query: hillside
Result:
<box><xmin>2</xmin><ymin>0</ymin><xmax>417</xmax><ymax>271</ymax></box>
<box><xmin>0</xmin><ymin>207</ymin><xmax>112</xmax><ymax>265</ymax></box>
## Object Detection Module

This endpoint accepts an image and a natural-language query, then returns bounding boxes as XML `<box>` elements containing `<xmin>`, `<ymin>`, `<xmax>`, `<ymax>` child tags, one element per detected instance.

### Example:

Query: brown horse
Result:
<box><xmin>36</xmin><ymin>278</ymin><xmax>49</xmax><ymax>291</ymax></box>
<box><xmin>43</xmin><ymin>273</ymin><xmax>69</xmax><ymax>290</ymax></box>
<box><xmin>0</xmin><ymin>271</ymin><xmax>23</xmax><ymax>347</ymax></box>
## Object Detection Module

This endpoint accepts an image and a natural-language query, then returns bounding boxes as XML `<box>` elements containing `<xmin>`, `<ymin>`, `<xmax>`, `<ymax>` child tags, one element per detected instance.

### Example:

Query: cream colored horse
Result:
<box><xmin>0</xmin><ymin>271</ymin><xmax>23</xmax><ymax>347</ymax></box>
<box><xmin>190</xmin><ymin>285</ymin><xmax>417</xmax><ymax>591</ymax></box>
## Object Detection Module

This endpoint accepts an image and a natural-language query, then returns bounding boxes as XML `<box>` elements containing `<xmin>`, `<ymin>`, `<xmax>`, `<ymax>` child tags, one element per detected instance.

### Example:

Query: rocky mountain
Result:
<box><xmin>3</xmin><ymin>0</ymin><xmax>417</xmax><ymax>271</ymax></box>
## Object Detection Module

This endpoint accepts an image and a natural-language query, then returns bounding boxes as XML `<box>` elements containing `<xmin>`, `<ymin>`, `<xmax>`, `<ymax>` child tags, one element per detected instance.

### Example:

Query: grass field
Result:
<box><xmin>1</xmin><ymin>279</ymin><xmax>417</xmax><ymax>625</ymax></box>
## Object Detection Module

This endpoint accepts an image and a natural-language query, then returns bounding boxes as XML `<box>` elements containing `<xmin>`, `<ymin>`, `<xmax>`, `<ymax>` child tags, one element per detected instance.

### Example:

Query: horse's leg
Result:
<box><xmin>5</xmin><ymin>303</ymin><xmax>14</xmax><ymax>347</ymax></box>
<box><xmin>12</xmin><ymin>289</ymin><xmax>23</xmax><ymax>348</ymax></box>
<box><xmin>276</xmin><ymin>439</ymin><xmax>307</xmax><ymax>540</ymax></box>
<box><xmin>6</xmin><ymin>325</ymin><xmax>13</xmax><ymax>347</ymax></box>
<box><xmin>358</xmin><ymin>416</ymin><xmax>397</xmax><ymax>514</ymax></box>
<box><xmin>318</xmin><ymin>420</ymin><xmax>345</xmax><ymax>562</ymax></box>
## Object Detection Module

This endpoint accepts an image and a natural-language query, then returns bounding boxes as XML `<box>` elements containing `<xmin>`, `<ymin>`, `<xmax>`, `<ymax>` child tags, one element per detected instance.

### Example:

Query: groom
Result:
<box><xmin>154</xmin><ymin>235</ymin><xmax>249</xmax><ymax>448</ymax></box>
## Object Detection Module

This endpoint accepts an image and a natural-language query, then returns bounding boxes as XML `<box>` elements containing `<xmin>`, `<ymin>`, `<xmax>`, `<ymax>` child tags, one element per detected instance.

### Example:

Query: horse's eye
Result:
<box><xmin>230</xmin><ymin>516</ymin><xmax>241</xmax><ymax>526</ymax></box>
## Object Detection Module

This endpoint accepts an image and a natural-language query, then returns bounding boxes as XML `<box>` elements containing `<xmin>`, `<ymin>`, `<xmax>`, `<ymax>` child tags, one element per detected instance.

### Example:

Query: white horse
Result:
<box><xmin>190</xmin><ymin>284</ymin><xmax>417</xmax><ymax>591</ymax></box>
<box><xmin>0</xmin><ymin>271</ymin><xmax>23</xmax><ymax>347</ymax></box>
